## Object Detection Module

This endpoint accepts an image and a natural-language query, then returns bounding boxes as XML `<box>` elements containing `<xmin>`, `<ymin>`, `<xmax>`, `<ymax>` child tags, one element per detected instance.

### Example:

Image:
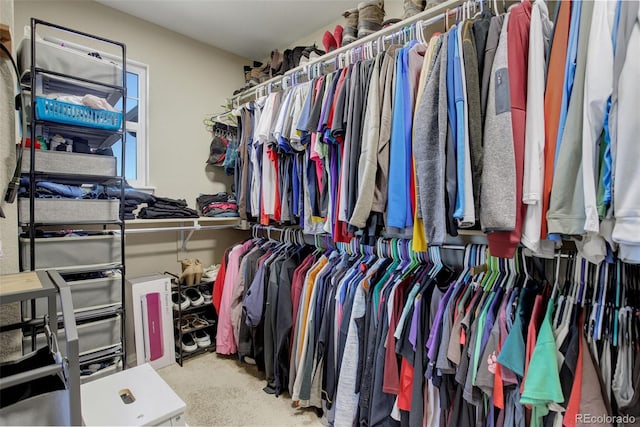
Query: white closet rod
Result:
<box><xmin>230</xmin><ymin>0</ymin><xmax>476</xmax><ymax>106</ymax></box>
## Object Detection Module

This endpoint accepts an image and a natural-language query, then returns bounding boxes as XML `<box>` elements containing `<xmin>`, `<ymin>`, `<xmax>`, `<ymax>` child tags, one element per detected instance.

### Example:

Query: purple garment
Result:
<box><xmin>329</xmin><ymin>144</ymin><xmax>339</xmax><ymax>240</ymax></box>
<box><xmin>479</xmin><ymin>288</ymin><xmax>503</xmax><ymax>357</ymax></box>
<box><xmin>243</xmin><ymin>251</ymin><xmax>272</xmax><ymax>327</ymax></box>
<box><xmin>487</xmin><ymin>400</ymin><xmax>495</xmax><ymax>427</ymax></box>
<box><xmin>426</xmin><ymin>283</ymin><xmax>457</xmax><ymax>360</ymax></box>
<box><xmin>409</xmin><ymin>296</ymin><xmax>422</xmax><ymax>351</ymax></box>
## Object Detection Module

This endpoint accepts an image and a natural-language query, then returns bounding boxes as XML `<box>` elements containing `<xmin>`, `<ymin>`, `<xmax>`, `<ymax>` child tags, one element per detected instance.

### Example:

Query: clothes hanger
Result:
<box><xmin>455</xmin><ymin>244</ymin><xmax>472</xmax><ymax>284</ymax></box>
<box><xmin>593</xmin><ymin>262</ymin><xmax>606</xmax><ymax>342</ymax></box>
<box><xmin>504</xmin><ymin>252</ymin><xmax>517</xmax><ymax>290</ymax></box>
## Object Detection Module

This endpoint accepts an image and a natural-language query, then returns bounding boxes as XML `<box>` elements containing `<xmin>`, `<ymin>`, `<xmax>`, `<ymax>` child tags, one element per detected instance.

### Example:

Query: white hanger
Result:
<box><xmin>416</xmin><ymin>20</ymin><xmax>425</xmax><ymax>45</ymax></box>
<box><xmin>551</xmin><ymin>252</ymin><xmax>562</xmax><ymax>299</ymax></box>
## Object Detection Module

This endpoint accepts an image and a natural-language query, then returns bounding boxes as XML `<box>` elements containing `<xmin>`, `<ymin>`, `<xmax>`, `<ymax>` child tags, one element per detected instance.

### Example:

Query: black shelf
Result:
<box><xmin>175</xmin><ymin>321</ymin><xmax>216</xmax><ymax>335</ymax></box>
<box><xmin>20</xmin><ymin>219</ymin><xmax>124</xmax><ymax>227</ymax></box>
<box><xmin>33</xmin><ymin>67</ymin><xmax>126</xmax><ymax>93</ymax></box>
<box><xmin>172</xmin><ymin>303</ymin><xmax>213</xmax><ymax>315</ymax></box>
<box><xmin>31</xmin><ymin>122</ymin><xmax>123</xmax><ymax>150</ymax></box>
<box><xmin>174</xmin><ymin>343</ymin><xmax>216</xmax><ymax>364</ymax></box>
<box><xmin>19</xmin><ymin>171</ymin><xmax>124</xmax><ymax>186</ymax></box>
<box><xmin>34</xmin><ymin>118</ymin><xmax>125</xmax><ymax>139</ymax></box>
<box><xmin>20</xmin><ymin>18</ymin><xmax>128</xmax><ymax>369</ymax></box>
<box><xmin>171</xmin><ymin>281</ymin><xmax>213</xmax><ymax>289</ymax></box>
<box><xmin>171</xmin><ymin>272</ymin><xmax>217</xmax><ymax>366</ymax></box>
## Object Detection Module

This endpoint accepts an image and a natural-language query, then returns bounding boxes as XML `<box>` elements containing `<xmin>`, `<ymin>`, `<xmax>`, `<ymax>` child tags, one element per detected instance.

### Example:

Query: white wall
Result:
<box><xmin>0</xmin><ymin>0</ymin><xmax>22</xmax><ymax>362</ymax></box>
<box><xmin>13</xmin><ymin>0</ymin><xmax>251</xmax><ymax>276</ymax></box>
<box><xmin>0</xmin><ymin>0</ymin><xmax>18</xmax><ymax>276</ymax></box>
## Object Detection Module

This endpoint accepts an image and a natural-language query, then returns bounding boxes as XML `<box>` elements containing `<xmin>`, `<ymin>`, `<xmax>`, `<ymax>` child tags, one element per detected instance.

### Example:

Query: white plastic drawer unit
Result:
<box><xmin>24</xmin><ymin>315</ymin><xmax>122</xmax><ymax>356</ymax></box>
<box><xmin>21</xmin><ymin>150</ymin><xmax>117</xmax><ymax>177</ymax></box>
<box><xmin>24</xmin><ymin>273</ymin><xmax>122</xmax><ymax>318</ymax></box>
<box><xmin>19</xmin><ymin>233</ymin><xmax>120</xmax><ymax>270</ymax></box>
<box><xmin>19</xmin><ymin>198</ymin><xmax>120</xmax><ymax>224</ymax></box>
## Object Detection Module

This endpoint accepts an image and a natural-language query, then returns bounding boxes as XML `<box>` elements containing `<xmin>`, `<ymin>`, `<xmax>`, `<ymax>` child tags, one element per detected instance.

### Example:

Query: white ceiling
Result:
<box><xmin>96</xmin><ymin>0</ymin><xmax>362</xmax><ymax>60</ymax></box>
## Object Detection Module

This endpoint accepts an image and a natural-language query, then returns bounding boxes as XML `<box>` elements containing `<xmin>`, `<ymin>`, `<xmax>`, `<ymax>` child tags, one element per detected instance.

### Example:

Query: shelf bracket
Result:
<box><xmin>178</xmin><ymin>220</ymin><xmax>201</xmax><ymax>258</ymax></box>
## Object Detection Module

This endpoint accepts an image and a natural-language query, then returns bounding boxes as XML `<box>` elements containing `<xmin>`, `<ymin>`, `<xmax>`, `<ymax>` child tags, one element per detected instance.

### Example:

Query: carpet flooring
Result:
<box><xmin>158</xmin><ymin>352</ymin><xmax>324</xmax><ymax>427</ymax></box>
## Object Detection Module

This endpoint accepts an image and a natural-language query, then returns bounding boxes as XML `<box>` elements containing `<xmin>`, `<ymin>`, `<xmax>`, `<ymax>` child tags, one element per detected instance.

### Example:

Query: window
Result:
<box><xmin>112</xmin><ymin>61</ymin><xmax>149</xmax><ymax>188</ymax></box>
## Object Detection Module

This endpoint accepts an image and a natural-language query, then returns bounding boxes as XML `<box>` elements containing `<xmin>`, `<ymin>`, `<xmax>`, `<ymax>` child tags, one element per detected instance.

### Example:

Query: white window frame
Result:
<box><xmin>123</xmin><ymin>60</ymin><xmax>150</xmax><ymax>190</ymax></box>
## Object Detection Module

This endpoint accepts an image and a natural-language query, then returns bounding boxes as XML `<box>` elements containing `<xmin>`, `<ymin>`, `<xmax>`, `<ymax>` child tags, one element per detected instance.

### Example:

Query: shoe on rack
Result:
<box><xmin>358</xmin><ymin>0</ymin><xmax>385</xmax><ymax>39</ymax></box>
<box><xmin>342</xmin><ymin>8</ymin><xmax>359</xmax><ymax>45</ymax></box>
<box><xmin>180</xmin><ymin>258</ymin><xmax>193</xmax><ymax>272</ymax></box>
<box><xmin>334</xmin><ymin>25</ymin><xmax>344</xmax><ymax>48</ymax></box>
<box><xmin>201</xmin><ymin>311</ymin><xmax>217</xmax><ymax>326</ymax></box>
<box><xmin>270</xmin><ymin>49</ymin><xmax>284</xmax><ymax>76</ymax></box>
<box><xmin>191</xmin><ymin>315</ymin><xmax>209</xmax><ymax>329</ymax></box>
<box><xmin>172</xmin><ymin>291</ymin><xmax>190</xmax><ymax>311</ymax></box>
<box><xmin>202</xmin><ymin>264</ymin><xmax>220</xmax><ymax>282</ymax></box>
<box><xmin>299</xmin><ymin>45</ymin><xmax>325</xmax><ymax>65</ymax></box>
<box><xmin>200</xmin><ymin>284</ymin><xmax>213</xmax><ymax>304</ymax></box>
<box><xmin>322</xmin><ymin>31</ymin><xmax>338</xmax><ymax>53</ymax></box>
<box><xmin>179</xmin><ymin>264</ymin><xmax>196</xmax><ymax>286</ymax></box>
<box><xmin>184</xmin><ymin>287</ymin><xmax>204</xmax><ymax>307</ymax></box>
<box><xmin>193</xmin><ymin>330</ymin><xmax>211</xmax><ymax>348</ymax></box>
<box><xmin>402</xmin><ymin>0</ymin><xmax>424</xmax><ymax>19</ymax></box>
<box><xmin>176</xmin><ymin>318</ymin><xmax>190</xmax><ymax>332</ymax></box>
<box><xmin>193</xmin><ymin>259</ymin><xmax>204</xmax><ymax>284</ymax></box>
<box><xmin>181</xmin><ymin>333</ymin><xmax>198</xmax><ymax>353</ymax></box>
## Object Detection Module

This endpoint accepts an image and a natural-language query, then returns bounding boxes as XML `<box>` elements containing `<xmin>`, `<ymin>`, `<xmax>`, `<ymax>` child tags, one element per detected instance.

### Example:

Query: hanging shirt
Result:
<box><xmin>452</xmin><ymin>26</ymin><xmax>466</xmax><ymax>221</ymax></box>
<box><xmin>412</xmin><ymin>37</ymin><xmax>441</xmax><ymax>251</ymax></box>
<box><xmin>582</xmin><ymin>0</ymin><xmax>618</xmax><ymax>234</ymax></box>
<box><xmin>481</xmin><ymin>13</ymin><xmax>516</xmax><ymax>234</ymax></box>
<box><xmin>522</xmin><ymin>0</ymin><xmax>553</xmax><ymax>254</ymax></box>
<box><xmin>553</xmin><ymin>0</ymin><xmax>582</xmax><ymax>167</ymax></box>
<box><xmin>486</xmin><ymin>0</ymin><xmax>532</xmax><ymax>258</ymax></box>
<box><xmin>541</xmin><ymin>0</ymin><xmax>571</xmax><ymax>239</ymax></box>
<box><xmin>612</xmin><ymin>1</ymin><xmax>640</xmax><ymax>262</ymax></box>
<box><xmin>462</xmin><ymin>19</ymin><xmax>483</xmax><ymax>221</ymax></box>
<box><xmin>458</xmin><ymin>25</ymin><xmax>475</xmax><ymax>228</ymax></box>
<box><xmin>387</xmin><ymin>46</ymin><xmax>412</xmax><ymax>232</ymax></box>
<box><xmin>350</xmin><ymin>54</ymin><xmax>383</xmax><ymax>229</ymax></box>
<box><xmin>216</xmin><ymin>240</ymin><xmax>254</xmax><ymax>355</ymax></box>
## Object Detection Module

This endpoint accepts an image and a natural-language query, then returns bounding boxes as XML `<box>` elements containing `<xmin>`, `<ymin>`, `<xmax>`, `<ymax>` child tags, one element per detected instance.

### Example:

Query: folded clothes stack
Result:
<box><xmin>196</xmin><ymin>193</ymin><xmax>239</xmax><ymax>218</ymax></box>
<box><xmin>19</xmin><ymin>178</ymin><xmax>85</xmax><ymax>199</ymax></box>
<box><xmin>138</xmin><ymin>196</ymin><xmax>198</xmax><ymax>219</ymax></box>
<box><xmin>88</xmin><ymin>182</ymin><xmax>155</xmax><ymax>220</ymax></box>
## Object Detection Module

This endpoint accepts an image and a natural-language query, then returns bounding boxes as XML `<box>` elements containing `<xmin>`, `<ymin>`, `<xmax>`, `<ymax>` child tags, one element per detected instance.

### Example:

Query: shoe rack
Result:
<box><xmin>169</xmin><ymin>268</ymin><xmax>217</xmax><ymax>366</ymax></box>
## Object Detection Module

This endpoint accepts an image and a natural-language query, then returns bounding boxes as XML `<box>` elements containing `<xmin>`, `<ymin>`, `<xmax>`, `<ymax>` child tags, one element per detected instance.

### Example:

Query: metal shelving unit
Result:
<box><xmin>170</xmin><ymin>276</ymin><xmax>217</xmax><ymax>366</ymax></box>
<box><xmin>18</xmin><ymin>18</ymin><xmax>128</xmax><ymax>380</ymax></box>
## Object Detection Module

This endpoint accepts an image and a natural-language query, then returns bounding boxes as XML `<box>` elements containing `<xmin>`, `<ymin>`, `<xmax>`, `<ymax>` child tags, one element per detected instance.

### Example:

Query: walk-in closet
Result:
<box><xmin>0</xmin><ymin>0</ymin><xmax>639</xmax><ymax>425</ymax></box>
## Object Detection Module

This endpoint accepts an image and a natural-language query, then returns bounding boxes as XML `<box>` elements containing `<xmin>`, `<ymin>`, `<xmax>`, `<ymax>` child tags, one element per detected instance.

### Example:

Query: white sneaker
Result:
<box><xmin>202</xmin><ymin>264</ymin><xmax>220</xmax><ymax>282</ymax></box>
<box><xmin>193</xmin><ymin>330</ymin><xmax>211</xmax><ymax>348</ymax></box>
<box><xmin>181</xmin><ymin>333</ymin><xmax>198</xmax><ymax>352</ymax></box>
<box><xmin>184</xmin><ymin>288</ymin><xmax>204</xmax><ymax>307</ymax></box>
<box><xmin>172</xmin><ymin>291</ymin><xmax>190</xmax><ymax>311</ymax></box>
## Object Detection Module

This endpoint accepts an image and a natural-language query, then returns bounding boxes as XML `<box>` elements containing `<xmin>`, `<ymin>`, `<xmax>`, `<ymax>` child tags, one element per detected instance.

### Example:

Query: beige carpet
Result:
<box><xmin>158</xmin><ymin>352</ymin><xmax>324</xmax><ymax>427</ymax></box>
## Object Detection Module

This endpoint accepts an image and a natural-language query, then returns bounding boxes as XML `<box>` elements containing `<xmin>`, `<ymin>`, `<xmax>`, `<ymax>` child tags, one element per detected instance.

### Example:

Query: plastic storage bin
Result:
<box><xmin>24</xmin><ymin>315</ymin><xmax>121</xmax><ymax>356</ymax></box>
<box><xmin>24</xmin><ymin>274</ymin><xmax>122</xmax><ymax>318</ymax></box>
<box><xmin>19</xmin><ymin>199</ymin><xmax>120</xmax><ymax>224</ymax></box>
<box><xmin>35</xmin><ymin>98</ymin><xmax>122</xmax><ymax>131</ymax></box>
<box><xmin>20</xmin><ymin>233</ymin><xmax>120</xmax><ymax>271</ymax></box>
<box><xmin>21</xmin><ymin>150</ymin><xmax>117</xmax><ymax>178</ymax></box>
